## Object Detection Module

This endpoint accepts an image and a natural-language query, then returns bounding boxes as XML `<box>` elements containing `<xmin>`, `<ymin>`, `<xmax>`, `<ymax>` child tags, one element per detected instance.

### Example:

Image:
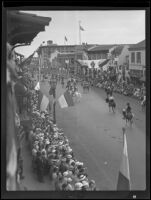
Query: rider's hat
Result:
<box><xmin>127</xmin><ymin>102</ymin><xmax>130</xmax><ymax>105</ymax></box>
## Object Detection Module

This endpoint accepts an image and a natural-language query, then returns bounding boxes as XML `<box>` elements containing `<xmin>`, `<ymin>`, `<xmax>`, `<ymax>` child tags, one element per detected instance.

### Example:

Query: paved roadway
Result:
<box><xmin>21</xmin><ymin>77</ymin><xmax>146</xmax><ymax>190</ymax></box>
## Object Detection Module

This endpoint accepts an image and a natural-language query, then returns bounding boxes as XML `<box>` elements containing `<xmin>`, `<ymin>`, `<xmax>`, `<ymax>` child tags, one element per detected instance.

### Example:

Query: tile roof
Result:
<box><xmin>87</xmin><ymin>45</ymin><xmax>117</xmax><ymax>52</ymax></box>
<box><xmin>129</xmin><ymin>40</ymin><xmax>145</xmax><ymax>50</ymax></box>
<box><xmin>111</xmin><ymin>45</ymin><xmax>124</xmax><ymax>55</ymax></box>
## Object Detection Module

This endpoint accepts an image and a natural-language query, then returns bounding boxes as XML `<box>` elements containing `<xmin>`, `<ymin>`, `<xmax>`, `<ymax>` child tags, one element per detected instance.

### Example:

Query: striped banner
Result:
<box><xmin>117</xmin><ymin>133</ymin><xmax>131</xmax><ymax>190</ymax></box>
<box><xmin>58</xmin><ymin>90</ymin><xmax>74</xmax><ymax>108</ymax></box>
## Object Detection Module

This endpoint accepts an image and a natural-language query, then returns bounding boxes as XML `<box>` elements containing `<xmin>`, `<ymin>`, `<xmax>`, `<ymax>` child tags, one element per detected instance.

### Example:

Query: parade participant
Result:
<box><xmin>122</xmin><ymin>108</ymin><xmax>126</xmax><ymax>119</ymax></box>
<box><xmin>108</xmin><ymin>93</ymin><xmax>116</xmax><ymax>112</ymax></box>
<box><xmin>17</xmin><ymin>158</ymin><xmax>25</xmax><ymax>180</ymax></box>
<box><xmin>36</xmin><ymin>151</ymin><xmax>44</xmax><ymax>183</ymax></box>
<box><xmin>108</xmin><ymin>93</ymin><xmax>115</xmax><ymax>103</ymax></box>
<box><xmin>125</xmin><ymin>102</ymin><xmax>132</xmax><ymax>115</ymax></box>
<box><xmin>89</xmin><ymin>180</ymin><xmax>96</xmax><ymax>191</ymax></box>
<box><xmin>141</xmin><ymin>95</ymin><xmax>146</xmax><ymax>107</ymax></box>
<box><xmin>61</xmin><ymin>76</ymin><xmax>65</xmax><ymax>88</ymax></box>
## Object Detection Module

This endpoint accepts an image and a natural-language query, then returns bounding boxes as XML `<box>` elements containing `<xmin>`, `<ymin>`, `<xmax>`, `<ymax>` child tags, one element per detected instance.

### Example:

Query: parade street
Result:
<box><xmin>24</xmin><ymin>78</ymin><xmax>145</xmax><ymax>191</ymax></box>
<box><xmin>20</xmin><ymin>78</ymin><xmax>146</xmax><ymax>191</ymax></box>
<box><xmin>5</xmin><ymin>10</ymin><xmax>148</xmax><ymax>196</ymax></box>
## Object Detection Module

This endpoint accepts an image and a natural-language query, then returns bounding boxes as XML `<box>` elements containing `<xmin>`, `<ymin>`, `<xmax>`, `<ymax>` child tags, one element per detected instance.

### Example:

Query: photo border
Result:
<box><xmin>1</xmin><ymin>1</ymin><xmax>150</xmax><ymax>199</ymax></box>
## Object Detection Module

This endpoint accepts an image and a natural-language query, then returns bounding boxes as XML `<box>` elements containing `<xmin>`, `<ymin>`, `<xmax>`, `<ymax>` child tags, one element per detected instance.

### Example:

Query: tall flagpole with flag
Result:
<box><xmin>117</xmin><ymin>127</ymin><xmax>131</xmax><ymax>190</ymax></box>
<box><xmin>79</xmin><ymin>21</ymin><xmax>85</xmax><ymax>45</ymax></box>
<box><xmin>64</xmin><ymin>36</ymin><xmax>68</xmax><ymax>45</ymax></box>
<box><xmin>79</xmin><ymin>21</ymin><xmax>81</xmax><ymax>45</ymax></box>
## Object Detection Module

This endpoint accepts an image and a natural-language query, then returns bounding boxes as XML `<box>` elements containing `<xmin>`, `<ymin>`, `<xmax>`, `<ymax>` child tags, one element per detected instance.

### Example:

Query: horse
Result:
<box><xmin>124</xmin><ymin>112</ymin><xmax>134</xmax><ymax>127</ymax></box>
<box><xmin>108</xmin><ymin>100</ymin><xmax>116</xmax><ymax>113</ymax></box>
<box><xmin>73</xmin><ymin>91</ymin><xmax>82</xmax><ymax>103</ymax></box>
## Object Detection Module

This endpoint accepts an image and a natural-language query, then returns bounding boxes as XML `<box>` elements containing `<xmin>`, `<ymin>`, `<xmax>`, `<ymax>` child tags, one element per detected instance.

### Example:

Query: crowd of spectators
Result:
<box><xmin>96</xmin><ymin>79</ymin><xmax>145</xmax><ymax>100</ymax></box>
<box><xmin>80</xmin><ymin>68</ymin><xmax>145</xmax><ymax>101</ymax></box>
<box><xmin>27</xmin><ymin>89</ymin><xmax>97</xmax><ymax>191</ymax></box>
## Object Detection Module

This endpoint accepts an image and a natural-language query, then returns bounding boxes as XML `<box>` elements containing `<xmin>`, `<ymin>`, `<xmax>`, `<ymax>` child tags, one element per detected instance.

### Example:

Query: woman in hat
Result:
<box><xmin>65</xmin><ymin>178</ymin><xmax>74</xmax><ymax>191</ymax></box>
<box><xmin>89</xmin><ymin>180</ymin><xmax>96</xmax><ymax>191</ymax></box>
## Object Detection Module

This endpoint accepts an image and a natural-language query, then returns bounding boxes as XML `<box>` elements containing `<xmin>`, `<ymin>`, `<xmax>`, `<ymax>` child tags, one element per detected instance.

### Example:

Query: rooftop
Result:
<box><xmin>87</xmin><ymin>44</ymin><xmax>117</xmax><ymax>52</ymax></box>
<box><xmin>129</xmin><ymin>40</ymin><xmax>145</xmax><ymax>50</ymax></box>
<box><xmin>7</xmin><ymin>11</ymin><xmax>51</xmax><ymax>46</ymax></box>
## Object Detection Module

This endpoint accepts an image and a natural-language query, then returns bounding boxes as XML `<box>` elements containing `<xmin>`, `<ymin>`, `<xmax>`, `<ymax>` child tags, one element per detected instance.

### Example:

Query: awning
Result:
<box><xmin>7</xmin><ymin>11</ymin><xmax>51</xmax><ymax>46</ymax></box>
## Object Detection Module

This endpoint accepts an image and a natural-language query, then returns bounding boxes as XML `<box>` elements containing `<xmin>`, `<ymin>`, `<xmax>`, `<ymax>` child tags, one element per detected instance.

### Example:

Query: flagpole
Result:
<box><xmin>79</xmin><ymin>21</ymin><xmax>81</xmax><ymax>45</ymax></box>
<box><xmin>39</xmin><ymin>53</ymin><xmax>41</xmax><ymax>84</ymax></box>
<box><xmin>122</xmin><ymin>127</ymin><xmax>126</xmax><ymax>146</ymax></box>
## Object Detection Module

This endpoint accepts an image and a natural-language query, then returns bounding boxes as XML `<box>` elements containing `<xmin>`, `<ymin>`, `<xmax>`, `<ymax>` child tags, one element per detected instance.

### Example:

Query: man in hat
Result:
<box><xmin>36</xmin><ymin>151</ymin><xmax>44</xmax><ymax>182</ymax></box>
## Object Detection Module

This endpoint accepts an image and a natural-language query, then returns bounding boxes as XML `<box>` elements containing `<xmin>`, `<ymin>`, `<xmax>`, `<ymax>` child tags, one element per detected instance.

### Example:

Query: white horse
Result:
<box><xmin>73</xmin><ymin>91</ymin><xmax>82</xmax><ymax>103</ymax></box>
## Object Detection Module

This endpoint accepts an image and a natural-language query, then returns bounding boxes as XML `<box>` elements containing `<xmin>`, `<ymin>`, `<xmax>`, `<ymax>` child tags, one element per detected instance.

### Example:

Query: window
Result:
<box><xmin>136</xmin><ymin>52</ymin><xmax>141</xmax><ymax>64</ymax></box>
<box><xmin>131</xmin><ymin>52</ymin><xmax>135</xmax><ymax>63</ymax></box>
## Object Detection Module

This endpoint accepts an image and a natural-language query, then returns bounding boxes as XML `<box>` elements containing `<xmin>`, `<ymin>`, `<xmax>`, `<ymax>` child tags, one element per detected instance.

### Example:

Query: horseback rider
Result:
<box><xmin>126</xmin><ymin>102</ymin><xmax>132</xmax><ymax>115</ymax></box>
<box><xmin>108</xmin><ymin>93</ymin><xmax>116</xmax><ymax>113</ymax></box>
<box><xmin>123</xmin><ymin>102</ymin><xmax>132</xmax><ymax>119</ymax></box>
<box><xmin>108</xmin><ymin>93</ymin><xmax>115</xmax><ymax>104</ymax></box>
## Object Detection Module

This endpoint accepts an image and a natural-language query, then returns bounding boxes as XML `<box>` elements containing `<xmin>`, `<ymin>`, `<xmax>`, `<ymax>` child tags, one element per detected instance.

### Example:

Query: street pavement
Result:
<box><xmin>20</xmin><ymin>77</ymin><xmax>146</xmax><ymax>190</ymax></box>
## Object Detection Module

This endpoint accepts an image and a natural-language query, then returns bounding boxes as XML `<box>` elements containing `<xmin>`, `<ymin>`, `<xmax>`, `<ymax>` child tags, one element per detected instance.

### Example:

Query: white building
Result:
<box><xmin>128</xmin><ymin>40</ymin><xmax>145</xmax><ymax>80</ymax></box>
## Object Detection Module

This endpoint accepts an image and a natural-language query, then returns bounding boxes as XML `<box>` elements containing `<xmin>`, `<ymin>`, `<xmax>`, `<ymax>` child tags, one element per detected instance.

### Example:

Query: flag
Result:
<box><xmin>65</xmin><ymin>36</ymin><xmax>68</xmax><ymax>41</ymax></box>
<box><xmin>35</xmin><ymin>82</ymin><xmax>40</xmax><ymax>90</ymax></box>
<box><xmin>117</xmin><ymin>133</ymin><xmax>131</xmax><ymax>190</ymax></box>
<box><xmin>80</xmin><ymin>25</ymin><xmax>85</xmax><ymax>31</ymax></box>
<box><xmin>58</xmin><ymin>90</ymin><xmax>74</xmax><ymax>108</ymax></box>
<box><xmin>49</xmin><ymin>50</ymin><xmax>59</xmax><ymax>63</ymax></box>
<box><xmin>40</xmin><ymin>95</ymin><xmax>49</xmax><ymax>111</ymax></box>
<box><xmin>37</xmin><ymin>90</ymin><xmax>49</xmax><ymax>111</ymax></box>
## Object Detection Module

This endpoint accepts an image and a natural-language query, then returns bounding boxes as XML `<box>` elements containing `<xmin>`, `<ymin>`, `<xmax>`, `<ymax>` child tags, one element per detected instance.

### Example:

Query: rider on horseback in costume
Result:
<box><xmin>123</xmin><ymin>102</ymin><xmax>132</xmax><ymax>119</ymax></box>
<box><xmin>126</xmin><ymin>102</ymin><xmax>132</xmax><ymax>114</ymax></box>
<box><xmin>108</xmin><ymin>94</ymin><xmax>115</xmax><ymax>106</ymax></box>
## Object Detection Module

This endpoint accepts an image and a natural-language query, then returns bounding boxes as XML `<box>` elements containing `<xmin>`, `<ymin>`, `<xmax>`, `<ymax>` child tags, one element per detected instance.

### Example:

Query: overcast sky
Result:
<box><xmin>15</xmin><ymin>10</ymin><xmax>145</xmax><ymax>57</ymax></box>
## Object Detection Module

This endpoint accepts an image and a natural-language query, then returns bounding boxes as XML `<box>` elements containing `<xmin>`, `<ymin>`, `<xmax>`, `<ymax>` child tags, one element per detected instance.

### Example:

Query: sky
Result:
<box><xmin>15</xmin><ymin>10</ymin><xmax>145</xmax><ymax>57</ymax></box>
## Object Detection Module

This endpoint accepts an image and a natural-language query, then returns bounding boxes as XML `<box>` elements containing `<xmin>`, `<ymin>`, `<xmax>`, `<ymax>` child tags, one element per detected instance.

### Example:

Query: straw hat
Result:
<box><xmin>75</xmin><ymin>182</ymin><xmax>83</xmax><ymax>190</ymax></box>
<box><xmin>63</xmin><ymin>171</ymin><xmax>69</xmax><ymax>177</ymax></box>
<box><xmin>79</xmin><ymin>175</ymin><xmax>86</xmax><ymax>181</ymax></box>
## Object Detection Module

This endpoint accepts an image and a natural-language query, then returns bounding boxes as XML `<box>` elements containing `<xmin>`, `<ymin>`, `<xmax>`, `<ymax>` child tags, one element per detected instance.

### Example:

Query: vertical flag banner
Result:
<box><xmin>40</xmin><ymin>95</ymin><xmax>49</xmax><ymax>111</ymax></box>
<box><xmin>65</xmin><ymin>36</ymin><xmax>68</xmax><ymax>41</ymax></box>
<box><xmin>37</xmin><ymin>90</ymin><xmax>50</xmax><ymax>111</ymax></box>
<box><xmin>117</xmin><ymin>133</ymin><xmax>131</xmax><ymax>190</ymax></box>
<box><xmin>58</xmin><ymin>90</ymin><xmax>74</xmax><ymax>108</ymax></box>
<box><xmin>49</xmin><ymin>50</ymin><xmax>59</xmax><ymax>63</ymax></box>
<box><xmin>35</xmin><ymin>82</ymin><xmax>40</xmax><ymax>90</ymax></box>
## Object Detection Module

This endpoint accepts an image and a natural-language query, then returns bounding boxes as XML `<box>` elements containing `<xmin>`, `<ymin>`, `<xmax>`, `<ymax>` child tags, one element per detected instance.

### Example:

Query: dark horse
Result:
<box><xmin>123</xmin><ymin>111</ymin><xmax>134</xmax><ymax>126</ymax></box>
<box><xmin>108</xmin><ymin>99</ymin><xmax>116</xmax><ymax>113</ymax></box>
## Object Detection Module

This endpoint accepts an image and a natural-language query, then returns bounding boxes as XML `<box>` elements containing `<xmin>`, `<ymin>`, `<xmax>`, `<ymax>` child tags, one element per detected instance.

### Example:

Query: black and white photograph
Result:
<box><xmin>2</xmin><ymin>6</ymin><xmax>150</xmax><ymax>199</ymax></box>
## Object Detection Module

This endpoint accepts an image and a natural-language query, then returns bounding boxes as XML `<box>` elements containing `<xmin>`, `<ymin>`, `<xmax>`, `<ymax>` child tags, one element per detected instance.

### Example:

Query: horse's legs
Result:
<box><xmin>113</xmin><ymin>107</ymin><xmax>115</xmax><ymax>113</ymax></box>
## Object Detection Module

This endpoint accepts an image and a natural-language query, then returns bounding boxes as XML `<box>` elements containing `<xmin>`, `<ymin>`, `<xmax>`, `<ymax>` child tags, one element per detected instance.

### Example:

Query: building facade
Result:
<box><xmin>38</xmin><ymin>42</ymin><xmax>93</xmax><ymax>76</ymax></box>
<box><xmin>128</xmin><ymin>40</ymin><xmax>145</xmax><ymax>80</ymax></box>
<box><xmin>86</xmin><ymin>45</ymin><xmax>117</xmax><ymax>60</ymax></box>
